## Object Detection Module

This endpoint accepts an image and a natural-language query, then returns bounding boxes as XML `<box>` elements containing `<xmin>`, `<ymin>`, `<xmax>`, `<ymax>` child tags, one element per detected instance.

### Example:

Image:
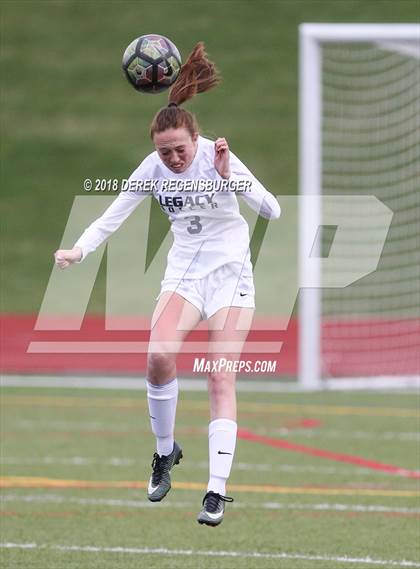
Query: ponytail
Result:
<box><xmin>150</xmin><ymin>42</ymin><xmax>221</xmax><ymax>139</ymax></box>
<box><xmin>168</xmin><ymin>42</ymin><xmax>221</xmax><ymax>106</ymax></box>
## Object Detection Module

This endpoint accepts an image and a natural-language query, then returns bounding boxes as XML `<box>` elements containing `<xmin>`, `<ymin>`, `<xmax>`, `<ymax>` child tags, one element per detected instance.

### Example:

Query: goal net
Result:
<box><xmin>299</xmin><ymin>24</ymin><xmax>420</xmax><ymax>388</ymax></box>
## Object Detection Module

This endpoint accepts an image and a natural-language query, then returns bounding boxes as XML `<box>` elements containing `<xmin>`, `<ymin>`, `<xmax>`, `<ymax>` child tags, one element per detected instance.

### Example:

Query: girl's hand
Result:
<box><xmin>54</xmin><ymin>246</ymin><xmax>82</xmax><ymax>269</ymax></box>
<box><xmin>214</xmin><ymin>137</ymin><xmax>231</xmax><ymax>179</ymax></box>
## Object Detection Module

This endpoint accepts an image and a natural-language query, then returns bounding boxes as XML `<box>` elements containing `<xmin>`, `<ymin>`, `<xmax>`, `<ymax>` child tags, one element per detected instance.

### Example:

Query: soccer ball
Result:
<box><xmin>122</xmin><ymin>34</ymin><xmax>182</xmax><ymax>94</ymax></box>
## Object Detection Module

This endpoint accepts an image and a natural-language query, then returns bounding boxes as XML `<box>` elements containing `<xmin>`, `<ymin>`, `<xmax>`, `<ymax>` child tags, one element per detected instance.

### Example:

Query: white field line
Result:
<box><xmin>7</xmin><ymin>419</ymin><xmax>420</xmax><ymax>443</ymax></box>
<box><xmin>1</xmin><ymin>375</ymin><xmax>419</xmax><ymax>393</ymax></box>
<box><xmin>1</xmin><ymin>493</ymin><xmax>420</xmax><ymax>514</ymax></box>
<box><xmin>0</xmin><ymin>456</ymin><xmax>403</xmax><ymax>477</ymax></box>
<box><xmin>1</xmin><ymin>542</ymin><xmax>420</xmax><ymax>566</ymax></box>
<box><xmin>2</xmin><ymin>376</ymin><xmax>295</xmax><ymax>392</ymax></box>
<box><xmin>262</xmin><ymin>429</ymin><xmax>420</xmax><ymax>442</ymax></box>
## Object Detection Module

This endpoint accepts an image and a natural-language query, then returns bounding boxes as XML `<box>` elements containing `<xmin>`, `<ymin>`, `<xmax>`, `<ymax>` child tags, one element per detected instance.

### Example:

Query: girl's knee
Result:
<box><xmin>147</xmin><ymin>352</ymin><xmax>176</xmax><ymax>383</ymax></box>
<box><xmin>208</xmin><ymin>371</ymin><xmax>235</xmax><ymax>395</ymax></box>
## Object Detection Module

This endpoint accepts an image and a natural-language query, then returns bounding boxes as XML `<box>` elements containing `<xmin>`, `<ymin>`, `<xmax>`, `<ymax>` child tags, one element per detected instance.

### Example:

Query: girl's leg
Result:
<box><xmin>147</xmin><ymin>291</ymin><xmax>202</xmax><ymax>502</ymax></box>
<box><xmin>205</xmin><ymin>307</ymin><xmax>254</xmax><ymax>495</ymax></box>
<box><xmin>147</xmin><ymin>291</ymin><xmax>202</xmax><ymax>456</ymax></box>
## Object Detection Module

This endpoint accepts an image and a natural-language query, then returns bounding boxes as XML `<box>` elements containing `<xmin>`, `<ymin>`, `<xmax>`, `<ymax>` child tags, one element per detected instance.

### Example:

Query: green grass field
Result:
<box><xmin>1</xmin><ymin>384</ymin><xmax>419</xmax><ymax>568</ymax></box>
<box><xmin>1</xmin><ymin>0</ymin><xmax>419</xmax><ymax>313</ymax></box>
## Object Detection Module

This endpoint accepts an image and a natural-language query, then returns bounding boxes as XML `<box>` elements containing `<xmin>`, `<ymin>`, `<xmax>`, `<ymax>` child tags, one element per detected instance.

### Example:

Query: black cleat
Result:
<box><xmin>197</xmin><ymin>491</ymin><xmax>234</xmax><ymax>526</ymax></box>
<box><xmin>147</xmin><ymin>441</ymin><xmax>183</xmax><ymax>502</ymax></box>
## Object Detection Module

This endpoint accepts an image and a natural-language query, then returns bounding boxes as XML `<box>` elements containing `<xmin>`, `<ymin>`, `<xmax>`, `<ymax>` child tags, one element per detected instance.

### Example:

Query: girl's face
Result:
<box><xmin>153</xmin><ymin>128</ymin><xmax>199</xmax><ymax>173</ymax></box>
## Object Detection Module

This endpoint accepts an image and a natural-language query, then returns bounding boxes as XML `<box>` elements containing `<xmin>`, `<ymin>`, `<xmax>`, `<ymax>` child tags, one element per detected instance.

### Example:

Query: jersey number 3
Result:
<box><xmin>186</xmin><ymin>215</ymin><xmax>203</xmax><ymax>234</ymax></box>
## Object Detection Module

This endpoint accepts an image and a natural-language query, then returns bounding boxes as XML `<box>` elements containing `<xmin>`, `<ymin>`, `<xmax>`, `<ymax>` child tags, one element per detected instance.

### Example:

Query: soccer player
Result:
<box><xmin>54</xmin><ymin>42</ymin><xmax>280</xmax><ymax>526</ymax></box>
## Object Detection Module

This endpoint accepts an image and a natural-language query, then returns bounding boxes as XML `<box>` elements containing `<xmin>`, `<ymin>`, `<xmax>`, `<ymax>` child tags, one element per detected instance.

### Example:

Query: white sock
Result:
<box><xmin>207</xmin><ymin>418</ymin><xmax>237</xmax><ymax>496</ymax></box>
<box><xmin>146</xmin><ymin>378</ymin><xmax>178</xmax><ymax>456</ymax></box>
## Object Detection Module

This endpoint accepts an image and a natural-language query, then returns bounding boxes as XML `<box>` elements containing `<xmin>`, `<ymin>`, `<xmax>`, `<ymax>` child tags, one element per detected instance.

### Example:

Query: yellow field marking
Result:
<box><xmin>1</xmin><ymin>477</ymin><xmax>419</xmax><ymax>497</ymax></box>
<box><xmin>1</xmin><ymin>395</ymin><xmax>418</xmax><ymax>417</ymax></box>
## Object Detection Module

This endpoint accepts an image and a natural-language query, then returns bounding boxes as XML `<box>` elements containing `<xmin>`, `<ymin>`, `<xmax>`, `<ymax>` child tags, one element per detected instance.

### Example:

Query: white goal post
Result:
<box><xmin>298</xmin><ymin>24</ymin><xmax>420</xmax><ymax>390</ymax></box>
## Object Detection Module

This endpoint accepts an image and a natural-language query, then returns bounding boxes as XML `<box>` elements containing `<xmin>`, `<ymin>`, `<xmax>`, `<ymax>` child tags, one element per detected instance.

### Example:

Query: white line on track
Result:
<box><xmin>1</xmin><ymin>542</ymin><xmax>419</xmax><ymax>566</ymax></box>
<box><xmin>2</xmin><ymin>376</ymin><xmax>291</xmax><ymax>392</ymax></box>
<box><xmin>2</xmin><ymin>493</ymin><xmax>419</xmax><ymax>514</ymax></box>
<box><xmin>2</xmin><ymin>374</ymin><xmax>419</xmax><ymax>392</ymax></box>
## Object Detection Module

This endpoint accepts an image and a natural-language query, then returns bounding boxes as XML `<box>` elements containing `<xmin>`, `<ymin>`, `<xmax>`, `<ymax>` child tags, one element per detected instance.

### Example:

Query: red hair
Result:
<box><xmin>150</xmin><ymin>42</ymin><xmax>221</xmax><ymax>139</ymax></box>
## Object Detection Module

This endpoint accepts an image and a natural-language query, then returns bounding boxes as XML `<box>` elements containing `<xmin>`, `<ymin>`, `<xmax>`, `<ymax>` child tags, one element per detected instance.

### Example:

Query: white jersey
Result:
<box><xmin>74</xmin><ymin>136</ymin><xmax>280</xmax><ymax>279</ymax></box>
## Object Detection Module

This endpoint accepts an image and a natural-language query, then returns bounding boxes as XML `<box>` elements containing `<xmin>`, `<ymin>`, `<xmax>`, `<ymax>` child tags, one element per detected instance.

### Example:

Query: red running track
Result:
<box><xmin>1</xmin><ymin>314</ymin><xmax>418</xmax><ymax>377</ymax></box>
<box><xmin>0</xmin><ymin>314</ymin><xmax>295</xmax><ymax>376</ymax></box>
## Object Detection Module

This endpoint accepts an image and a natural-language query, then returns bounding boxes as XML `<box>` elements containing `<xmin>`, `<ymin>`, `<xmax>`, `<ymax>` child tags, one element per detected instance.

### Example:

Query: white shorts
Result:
<box><xmin>158</xmin><ymin>263</ymin><xmax>255</xmax><ymax>319</ymax></box>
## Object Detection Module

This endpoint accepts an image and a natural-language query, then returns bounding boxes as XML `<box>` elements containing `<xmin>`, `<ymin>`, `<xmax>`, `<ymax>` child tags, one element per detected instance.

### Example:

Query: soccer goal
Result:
<box><xmin>298</xmin><ymin>24</ymin><xmax>420</xmax><ymax>390</ymax></box>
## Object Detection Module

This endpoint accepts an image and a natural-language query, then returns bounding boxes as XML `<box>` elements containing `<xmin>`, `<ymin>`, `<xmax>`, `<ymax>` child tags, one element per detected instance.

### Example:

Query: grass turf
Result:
<box><xmin>2</xmin><ymin>0</ymin><xmax>419</xmax><ymax>313</ymax></box>
<box><xmin>1</xmin><ymin>386</ymin><xmax>419</xmax><ymax>568</ymax></box>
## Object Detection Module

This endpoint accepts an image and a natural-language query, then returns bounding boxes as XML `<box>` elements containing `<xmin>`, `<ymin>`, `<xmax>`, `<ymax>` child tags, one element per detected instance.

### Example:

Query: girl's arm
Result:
<box><xmin>54</xmin><ymin>158</ymin><xmax>152</xmax><ymax>269</ymax></box>
<box><xmin>214</xmin><ymin>138</ymin><xmax>280</xmax><ymax>220</ymax></box>
<box><xmin>54</xmin><ymin>190</ymin><xmax>149</xmax><ymax>268</ymax></box>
